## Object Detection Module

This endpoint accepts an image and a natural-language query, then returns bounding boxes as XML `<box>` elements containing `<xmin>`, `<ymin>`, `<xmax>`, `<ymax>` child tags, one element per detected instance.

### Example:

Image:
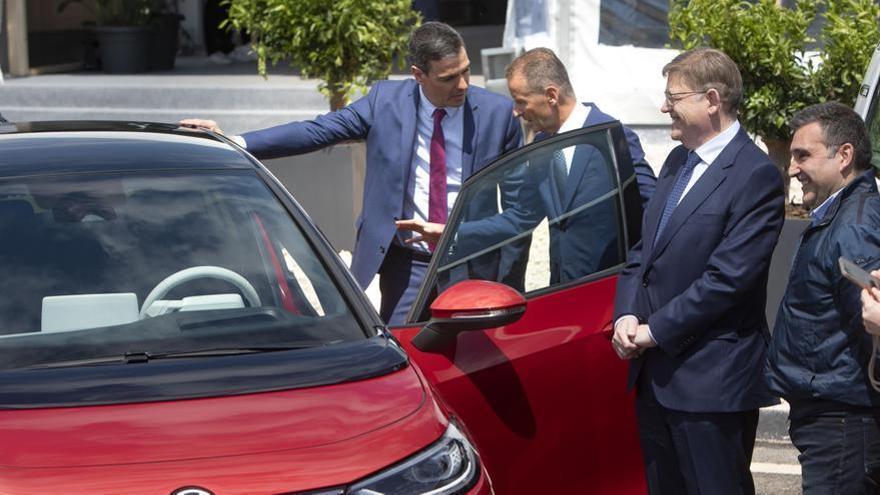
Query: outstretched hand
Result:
<box><xmin>395</xmin><ymin>219</ymin><xmax>445</xmax><ymax>245</ymax></box>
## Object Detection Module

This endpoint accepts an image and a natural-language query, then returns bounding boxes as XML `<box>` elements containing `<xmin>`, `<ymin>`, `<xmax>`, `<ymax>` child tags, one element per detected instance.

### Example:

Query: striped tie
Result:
<box><xmin>654</xmin><ymin>150</ymin><xmax>701</xmax><ymax>246</ymax></box>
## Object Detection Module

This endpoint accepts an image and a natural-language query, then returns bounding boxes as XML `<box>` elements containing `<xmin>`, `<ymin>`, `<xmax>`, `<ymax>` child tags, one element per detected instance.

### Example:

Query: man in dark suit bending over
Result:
<box><xmin>612</xmin><ymin>48</ymin><xmax>785</xmax><ymax>494</ymax></box>
<box><xmin>405</xmin><ymin>47</ymin><xmax>656</xmax><ymax>285</ymax></box>
<box><xmin>182</xmin><ymin>22</ymin><xmax>522</xmax><ymax>325</ymax></box>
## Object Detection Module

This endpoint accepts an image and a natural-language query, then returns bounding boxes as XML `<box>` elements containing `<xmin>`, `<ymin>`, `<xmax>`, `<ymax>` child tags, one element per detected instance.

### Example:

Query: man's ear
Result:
<box><xmin>545</xmin><ymin>86</ymin><xmax>560</xmax><ymax>105</ymax></box>
<box><xmin>411</xmin><ymin>66</ymin><xmax>426</xmax><ymax>84</ymax></box>
<box><xmin>705</xmin><ymin>88</ymin><xmax>722</xmax><ymax>113</ymax></box>
<box><xmin>837</xmin><ymin>142</ymin><xmax>856</xmax><ymax>173</ymax></box>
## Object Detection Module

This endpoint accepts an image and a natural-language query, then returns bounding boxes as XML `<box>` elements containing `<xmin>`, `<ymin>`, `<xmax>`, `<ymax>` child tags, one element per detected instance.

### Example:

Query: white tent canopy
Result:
<box><xmin>502</xmin><ymin>0</ymin><xmax>679</xmax><ymax>125</ymax></box>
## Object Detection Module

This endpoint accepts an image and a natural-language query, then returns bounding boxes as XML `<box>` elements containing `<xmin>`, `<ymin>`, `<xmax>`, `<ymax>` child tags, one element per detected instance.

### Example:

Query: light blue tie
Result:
<box><xmin>552</xmin><ymin>149</ymin><xmax>567</xmax><ymax>198</ymax></box>
<box><xmin>654</xmin><ymin>150</ymin><xmax>701</xmax><ymax>247</ymax></box>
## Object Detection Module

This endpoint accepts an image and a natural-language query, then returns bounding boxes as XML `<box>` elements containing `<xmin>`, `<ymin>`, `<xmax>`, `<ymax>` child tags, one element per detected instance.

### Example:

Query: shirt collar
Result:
<box><xmin>418</xmin><ymin>86</ymin><xmax>462</xmax><ymax>120</ymax></box>
<box><xmin>693</xmin><ymin>120</ymin><xmax>741</xmax><ymax>165</ymax></box>
<box><xmin>810</xmin><ymin>188</ymin><xmax>844</xmax><ymax>224</ymax></box>
<box><xmin>557</xmin><ymin>102</ymin><xmax>591</xmax><ymax>134</ymax></box>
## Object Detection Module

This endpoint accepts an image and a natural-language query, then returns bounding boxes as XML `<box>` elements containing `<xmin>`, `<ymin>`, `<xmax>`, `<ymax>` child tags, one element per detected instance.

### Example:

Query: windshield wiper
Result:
<box><xmin>23</xmin><ymin>345</ymin><xmax>322</xmax><ymax>370</ymax></box>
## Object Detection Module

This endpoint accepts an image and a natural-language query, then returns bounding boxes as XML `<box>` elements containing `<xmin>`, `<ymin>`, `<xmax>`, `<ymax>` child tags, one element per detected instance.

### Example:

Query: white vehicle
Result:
<box><xmin>855</xmin><ymin>42</ymin><xmax>880</xmax><ymax>169</ymax></box>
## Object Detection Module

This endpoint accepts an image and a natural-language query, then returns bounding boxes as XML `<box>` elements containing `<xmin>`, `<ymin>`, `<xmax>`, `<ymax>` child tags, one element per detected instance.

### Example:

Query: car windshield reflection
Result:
<box><xmin>0</xmin><ymin>170</ymin><xmax>365</xmax><ymax>370</ymax></box>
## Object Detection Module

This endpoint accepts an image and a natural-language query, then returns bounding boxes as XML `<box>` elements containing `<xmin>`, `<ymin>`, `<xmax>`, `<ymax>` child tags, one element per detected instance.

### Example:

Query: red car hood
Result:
<box><xmin>0</xmin><ymin>364</ymin><xmax>448</xmax><ymax>494</ymax></box>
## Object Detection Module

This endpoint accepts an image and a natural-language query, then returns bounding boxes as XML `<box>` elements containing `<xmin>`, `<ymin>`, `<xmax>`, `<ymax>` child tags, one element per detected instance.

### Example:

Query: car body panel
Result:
<box><xmin>393</xmin><ymin>276</ymin><xmax>644</xmax><ymax>494</ymax></box>
<box><xmin>0</xmin><ymin>365</ymin><xmax>451</xmax><ymax>494</ymax></box>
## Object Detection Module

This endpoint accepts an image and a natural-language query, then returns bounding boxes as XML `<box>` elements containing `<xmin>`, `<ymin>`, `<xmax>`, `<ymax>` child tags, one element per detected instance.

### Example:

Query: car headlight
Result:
<box><xmin>347</xmin><ymin>422</ymin><xmax>481</xmax><ymax>495</ymax></box>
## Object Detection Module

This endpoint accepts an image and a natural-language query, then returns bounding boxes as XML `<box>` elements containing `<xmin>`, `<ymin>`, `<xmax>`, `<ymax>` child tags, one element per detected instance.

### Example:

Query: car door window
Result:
<box><xmin>411</xmin><ymin>125</ymin><xmax>632</xmax><ymax>320</ymax></box>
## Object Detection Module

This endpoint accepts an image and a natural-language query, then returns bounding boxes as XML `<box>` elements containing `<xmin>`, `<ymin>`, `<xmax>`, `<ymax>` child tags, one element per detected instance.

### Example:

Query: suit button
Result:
<box><xmin>379</xmin><ymin>246</ymin><xmax>386</xmax><ymax>254</ymax></box>
<box><xmin>641</xmin><ymin>276</ymin><xmax>648</xmax><ymax>288</ymax></box>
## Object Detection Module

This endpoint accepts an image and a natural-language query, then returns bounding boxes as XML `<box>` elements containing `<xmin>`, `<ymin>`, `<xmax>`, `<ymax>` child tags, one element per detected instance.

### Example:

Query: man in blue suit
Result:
<box><xmin>182</xmin><ymin>22</ymin><xmax>522</xmax><ymax>325</ymax></box>
<box><xmin>612</xmin><ymin>48</ymin><xmax>784</xmax><ymax>494</ymax></box>
<box><xmin>410</xmin><ymin>47</ymin><xmax>656</xmax><ymax>286</ymax></box>
<box><xmin>506</xmin><ymin>48</ymin><xmax>654</xmax><ymax>283</ymax></box>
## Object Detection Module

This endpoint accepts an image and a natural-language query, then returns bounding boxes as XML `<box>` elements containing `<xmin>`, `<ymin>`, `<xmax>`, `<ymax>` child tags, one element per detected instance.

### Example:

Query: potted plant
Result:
<box><xmin>222</xmin><ymin>0</ymin><xmax>420</xmax><ymax>110</ymax></box>
<box><xmin>58</xmin><ymin>0</ymin><xmax>155</xmax><ymax>73</ymax></box>
<box><xmin>148</xmin><ymin>0</ymin><xmax>184</xmax><ymax>71</ymax></box>
<box><xmin>668</xmin><ymin>0</ymin><xmax>880</xmax><ymax>193</ymax></box>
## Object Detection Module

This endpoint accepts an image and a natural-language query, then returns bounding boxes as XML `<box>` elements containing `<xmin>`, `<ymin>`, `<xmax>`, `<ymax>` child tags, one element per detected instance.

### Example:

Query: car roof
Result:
<box><xmin>0</xmin><ymin>121</ymin><xmax>256</xmax><ymax>178</ymax></box>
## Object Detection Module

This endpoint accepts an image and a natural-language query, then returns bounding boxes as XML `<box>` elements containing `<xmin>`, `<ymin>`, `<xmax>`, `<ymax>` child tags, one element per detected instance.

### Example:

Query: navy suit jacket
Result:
<box><xmin>578</xmin><ymin>103</ymin><xmax>655</xmax><ymax>207</ymax></box>
<box><xmin>454</xmin><ymin>103</ymin><xmax>655</xmax><ymax>286</ymax></box>
<box><xmin>241</xmin><ymin>79</ymin><xmax>522</xmax><ymax>288</ymax></box>
<box><xmin>613</xmin><ymin>127</ymin><xmax>784</xmax><ymax>413</ymax></box>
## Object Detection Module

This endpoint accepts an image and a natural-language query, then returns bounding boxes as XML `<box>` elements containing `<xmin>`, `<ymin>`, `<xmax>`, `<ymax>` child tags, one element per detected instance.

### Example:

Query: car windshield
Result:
<box><xmin>0</xmin><ymin>169</ymin><xmax>366</xmax><ymax>370</ymax></box>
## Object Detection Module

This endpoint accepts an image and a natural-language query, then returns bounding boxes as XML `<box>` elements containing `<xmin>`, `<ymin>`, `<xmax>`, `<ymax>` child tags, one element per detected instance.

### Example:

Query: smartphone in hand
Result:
<box><xmin>839</xmin><ymin>257</ymin><xmax>880</xmax><ymax>289</ymax></box>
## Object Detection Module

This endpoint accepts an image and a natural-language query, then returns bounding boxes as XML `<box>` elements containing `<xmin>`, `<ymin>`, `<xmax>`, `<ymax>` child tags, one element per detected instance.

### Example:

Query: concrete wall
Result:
<box><xmin>262</xmin><ymin>142</ymin><xmax>366</xmax><ymax>252</ymax></box>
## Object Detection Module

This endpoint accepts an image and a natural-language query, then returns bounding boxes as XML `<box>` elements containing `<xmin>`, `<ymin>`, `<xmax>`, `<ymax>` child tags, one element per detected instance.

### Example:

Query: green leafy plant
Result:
<box><xmin>223</xmin><ymin>0</ymin><xmax>420</xmax><ymax>110</ymax></box>
<box><xmin>669</xmin><ymin>0</ymin><xmax>880</xmax><ymax>182</ymax></box>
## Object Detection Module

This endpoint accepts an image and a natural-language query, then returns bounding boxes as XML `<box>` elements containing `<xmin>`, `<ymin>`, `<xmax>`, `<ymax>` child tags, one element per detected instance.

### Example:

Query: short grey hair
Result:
<box><xmin>505</xmin><ymin>48</ymin><xmax>575</xmax><ymax>99</ymax></box>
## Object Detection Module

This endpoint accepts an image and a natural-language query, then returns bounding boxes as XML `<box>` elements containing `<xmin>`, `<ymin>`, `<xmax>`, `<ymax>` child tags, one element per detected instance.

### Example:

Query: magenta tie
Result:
<box><xmin>428</xmin><ymin>108</ymin><xmax>447</xmax><ymax>249</ymax></box>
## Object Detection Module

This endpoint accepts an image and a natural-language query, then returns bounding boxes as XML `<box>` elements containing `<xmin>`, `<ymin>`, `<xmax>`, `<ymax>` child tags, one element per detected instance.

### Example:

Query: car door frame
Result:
<box><xmin>403</xmin><ymin>121</ymin><xmax>643</xmax><ymax>324</ymax></box>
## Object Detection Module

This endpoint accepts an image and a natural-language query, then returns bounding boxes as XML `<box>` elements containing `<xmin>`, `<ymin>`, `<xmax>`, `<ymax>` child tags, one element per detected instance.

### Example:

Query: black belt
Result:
<box><xmin>388</xmin><ymin>243</ymin><xmax>433</xmax><ymax>263</ymax></box>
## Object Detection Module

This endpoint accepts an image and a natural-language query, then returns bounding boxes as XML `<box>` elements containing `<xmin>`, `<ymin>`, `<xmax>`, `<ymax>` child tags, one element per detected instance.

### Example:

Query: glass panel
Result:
<box><xmin>0</xmin><ymin>170</ymin><xmax>364</xmax><ymax>370</ymax></box>
<box><xmin>599</xmin><ymin>0</ymin><xmax>669</xmax><ymax>48</ymax></box>
<box><xmin>433</xmin><ymin>128</ymin><xmax>625</xmax><ymax>296</ymax></box>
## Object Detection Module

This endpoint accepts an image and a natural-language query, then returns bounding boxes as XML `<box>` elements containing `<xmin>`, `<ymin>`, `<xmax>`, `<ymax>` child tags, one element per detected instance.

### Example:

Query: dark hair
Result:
<box><xmin>407</xmin><ymin>22</ymin><xmax>465</xmax><ymax>74</ymax></box>
<box><xmin>505</xmin><ymin>47</ymin><xmax>575</xmax><ymax>99</ymax></box>
<box><xmin>663</xmin><ymin>48</ymin><xmax>743</xmax><ymax>115</ymax></box>
<box><xmin>790</xmin><ymin>102</ymin><xmax>873</xmax><ymax>171</ymax></box>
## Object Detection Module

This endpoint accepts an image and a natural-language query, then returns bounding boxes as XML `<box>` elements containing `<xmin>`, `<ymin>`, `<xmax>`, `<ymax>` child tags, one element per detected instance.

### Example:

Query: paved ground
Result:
<box><xmin>753</xmin><ymin>440</ymin><xmax>801</xmax><ymax>494</ymax></box>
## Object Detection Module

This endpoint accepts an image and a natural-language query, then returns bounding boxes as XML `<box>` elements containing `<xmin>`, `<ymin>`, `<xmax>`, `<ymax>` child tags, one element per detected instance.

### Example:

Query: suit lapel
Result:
<box><xmin>462</xmin><ymin>94</ymin><xmax>478</xmax><ymax>178</ymax></box>
<box><xmin>648</xmin><ymin>130</ymin><xmax>749</xmax><ymax>263</ymax></box>
<box><xmin>562</xmin><ymin>145</ymin><xmax>589</xmax><ymax>210</ymax></box>
<box><xmin>643</xmin><ymin>159</ymin><xmax>680</xmax><ymax>251</ymax></box>
<box><xmin>399</xmin><ymin>85</ymin><xmax>420</xmax><ymax>189</ymax></box>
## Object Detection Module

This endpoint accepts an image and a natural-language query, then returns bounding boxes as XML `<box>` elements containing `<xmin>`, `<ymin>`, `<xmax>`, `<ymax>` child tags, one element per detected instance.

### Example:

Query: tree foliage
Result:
<box><xmin>223</xmin><ymin>0</ymin><xmax>420</xmax><ymax>109</ymax></box>
<box><xmin>669</xmin><ymin>0</ymin><xmax>880</xmax><ymax>143</ymax></box>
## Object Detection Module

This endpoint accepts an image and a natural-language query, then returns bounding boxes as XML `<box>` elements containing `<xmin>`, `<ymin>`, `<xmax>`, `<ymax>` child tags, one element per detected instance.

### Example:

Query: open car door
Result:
<box><xmin>391</xmin><ymin>122</ymin><xmax>647</xmax><ymax>494</ymax></box>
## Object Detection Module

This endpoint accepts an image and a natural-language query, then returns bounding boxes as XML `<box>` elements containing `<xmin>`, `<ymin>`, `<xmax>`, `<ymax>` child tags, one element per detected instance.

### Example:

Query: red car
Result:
<box><xmin>0</xmin><ymin>120</ymin><xmax>645</xmax><ymax>494</ymax></box>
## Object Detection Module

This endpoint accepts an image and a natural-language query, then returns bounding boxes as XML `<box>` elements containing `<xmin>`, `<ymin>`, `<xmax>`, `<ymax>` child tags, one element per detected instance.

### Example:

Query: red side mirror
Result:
<box><xmin>413</xmin><ymin>280</ymin><xmax>527</xmax><ymax>352</ymax></box>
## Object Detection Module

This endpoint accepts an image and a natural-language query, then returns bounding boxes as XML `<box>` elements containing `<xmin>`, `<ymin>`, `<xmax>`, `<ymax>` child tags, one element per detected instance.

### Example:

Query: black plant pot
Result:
<box><xmin>95</xmin><ymin>26</ymin><xmax>151</xmax><ymax>74</ymax></box>
<box><xmin>149</xmin><ymin>14</ymin><xmax>183</xmax><ymax>71</ymax></box>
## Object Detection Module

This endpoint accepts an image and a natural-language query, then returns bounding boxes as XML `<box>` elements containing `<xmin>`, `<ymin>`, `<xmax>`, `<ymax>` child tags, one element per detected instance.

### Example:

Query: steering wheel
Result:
<box><xmin>139</xmin><ymin>266</ymin><xmax>262</xmax><ymax>318</ymax></box>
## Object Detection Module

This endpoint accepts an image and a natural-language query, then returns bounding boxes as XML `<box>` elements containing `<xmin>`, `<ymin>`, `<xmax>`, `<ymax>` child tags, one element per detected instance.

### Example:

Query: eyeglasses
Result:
<box><xmin>664</xmin><ymin>90</ymin><xmax>707</xmax><ymax>106</ymax></box>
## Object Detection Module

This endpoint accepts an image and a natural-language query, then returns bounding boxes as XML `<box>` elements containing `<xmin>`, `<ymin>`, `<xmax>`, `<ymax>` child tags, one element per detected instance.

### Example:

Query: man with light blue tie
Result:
<box><xmin>181</xmin><ymin>22</ymin><xmax>522</xmax><ymax>325</ymax></box>
<box><xmin>412</xmin><ymin>47</ymin><xmax>657</xmax><ymax>288</ymax></box>
<box><xmin>612</xmin><ymin>48</ymin><xmax>785</xmax><ymax>494</ymax></box>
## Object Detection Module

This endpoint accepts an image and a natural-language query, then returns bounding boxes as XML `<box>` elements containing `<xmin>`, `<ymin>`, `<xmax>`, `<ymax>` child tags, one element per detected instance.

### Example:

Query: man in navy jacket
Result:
<box><xmin>766</xmin><ymin>102</ymin><xmax>880</xmax><ymax>494</ymax></box>
<box><xmin>612</xmin><ymin>48</ymin><xmax>784</xmax><ymax>494</ymax></box>
<box><xmin>182</xmin><ymin>22</ymin><xmax>522</xmax><ymax>325</ymax></box>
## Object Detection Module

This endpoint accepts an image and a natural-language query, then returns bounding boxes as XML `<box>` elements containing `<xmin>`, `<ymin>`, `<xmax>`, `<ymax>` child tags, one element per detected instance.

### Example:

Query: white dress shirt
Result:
<box><xmin>677</xmin><ymin>120</ymin><xmax>741</xmax><ymax>205</ymax></box>
<box><xmin>401</xmin><ymin>87</ymin><xmax>465</xmax><ymax>251</ymax></box>
<box><xmin>555</xmin><ymin>103</ymin><xmax>591</xmax><ymax>174</ymax></box>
